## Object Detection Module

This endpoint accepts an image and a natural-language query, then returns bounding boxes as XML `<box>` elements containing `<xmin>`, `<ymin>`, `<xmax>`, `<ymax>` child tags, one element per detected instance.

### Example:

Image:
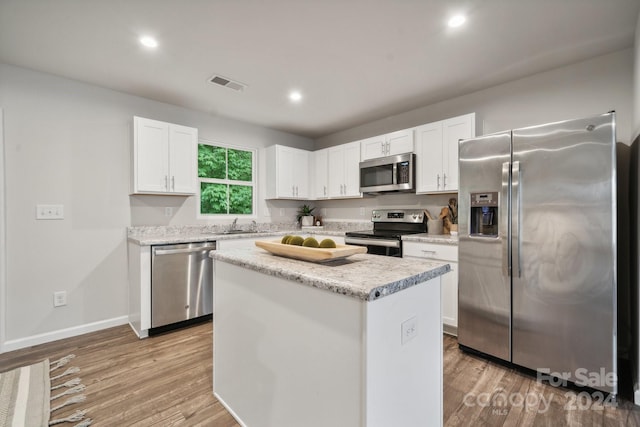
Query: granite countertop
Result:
<box><xmin>402</xmin><ymin>233</ymin><xmax>459</xmax><ymax>245</ymax></box>
<box><xmin>211</xmin><ymin>248</ymin><xmax>450</xmax><ymax>301</ymax></box>
<box><xmin>127</xmin><ymin>228</ymin><xmax>350</xmax><ymax>246</ymax></box>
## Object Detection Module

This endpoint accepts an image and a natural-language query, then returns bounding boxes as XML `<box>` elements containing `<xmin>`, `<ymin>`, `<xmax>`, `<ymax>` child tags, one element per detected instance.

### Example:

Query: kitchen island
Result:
<box><xmin>211</xmin><ymin>247</ymin><xmax>450</xmax><ymax>427</ymax></box>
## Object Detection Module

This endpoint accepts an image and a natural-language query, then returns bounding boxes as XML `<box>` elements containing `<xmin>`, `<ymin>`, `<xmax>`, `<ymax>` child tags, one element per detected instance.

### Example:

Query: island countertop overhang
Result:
<box><xmin>210</xmin><ymin>248</ymin><xmax>450</xmax><ymax>301</ymax></box>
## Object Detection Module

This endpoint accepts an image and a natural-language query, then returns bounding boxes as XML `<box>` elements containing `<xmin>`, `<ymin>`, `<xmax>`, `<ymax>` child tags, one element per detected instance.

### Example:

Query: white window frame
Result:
<box><xmin>197</xmin><ymin>138</ymin><xmax>257</xmax><ymax>219</ymax></box>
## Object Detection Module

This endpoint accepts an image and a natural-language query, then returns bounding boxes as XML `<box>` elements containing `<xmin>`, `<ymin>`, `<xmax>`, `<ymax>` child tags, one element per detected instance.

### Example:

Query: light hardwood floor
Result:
<box><xmin>1</xmin><ymin>322</ymin><xmax>639</xmax><ymax>426</ymax></box>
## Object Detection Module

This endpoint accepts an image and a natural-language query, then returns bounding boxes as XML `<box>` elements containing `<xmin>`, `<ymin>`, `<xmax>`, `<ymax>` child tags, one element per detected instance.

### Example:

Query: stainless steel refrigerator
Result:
<box><xmin>458</xmin><ymin>112</ymin><xmax>618</xmax><ymax>395</ymax></box>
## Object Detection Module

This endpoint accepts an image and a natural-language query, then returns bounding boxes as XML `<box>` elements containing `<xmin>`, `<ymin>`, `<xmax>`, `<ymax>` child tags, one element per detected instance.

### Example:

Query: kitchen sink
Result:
<box><xmin>221</xmin><ymin>230</ymin><xmax>259</xmax><ymax>235</ymax></box>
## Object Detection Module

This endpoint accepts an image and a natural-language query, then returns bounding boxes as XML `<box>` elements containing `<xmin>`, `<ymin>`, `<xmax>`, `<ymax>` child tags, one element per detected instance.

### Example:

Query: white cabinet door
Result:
<box><xmin>169</xmin><ymin>124</ymin><xmax>197</xmax><ymax>194</ymax></box>
<box><xmin>360</xmin><ymin>135</ymin><xmax>387</xmax><ymax>161</ymax></box>
<box><xmin>343</xmin><ymin>141</ymin><xmax>362</xmax><ymax>197</ymax></box>
<box><xmin>415</xmin><ymin>113</ymin><xmax>475</xmax><ymax>194</ymax></box>
<box><xmin>293</xmin><ymin>149</ymin><xmax>310</xmax><ymax>199</ymax></box>
<box><xmin>415</xmin><ymin>121</ymin><xmax>444</xmax><ymax>193</ymax></box>
<box><xmin>403</xmin><ymin>241</ymin><xmax>458</xmax><ymax>333</ymax></box>
<box><xmin>386</xmin><ymin>128</ymin><xmax>414</xmax><ymax>156</ymax></box>
<box><xmin>441</xmin><ymin>261</ymin><xmax>458</xmax><ymax>330</ymax></box>
<box><xmin>313</xmin><ymin>149</ymin><xmax>329</xmax><ymax>199</ymax></box>
<box><xmin>327</xmin><ymin>146</ymin><xmax>346</xmax><ymax>198</ymax></box>
<box><xmin>442</xmin><ymin>113</ymin><xmax>475</xmax><ymax>192</ymax></box>
<box><xmin>134</xmin><ymin>117</ymin><xmax>170</xmax><ymax>193</ymax></box>
<box><xmin>360</xmin><ymin>129</ymin><xmax>414</xmax><ymax>161</ymax></box>
<box><xmin>133</xmin><ymin>116</ymin><xmax>197</xmax><ymax>195</ymax></box>
<box><xmin>265</xmin><ymin>145</ymin><xmax>311</xmax><ymax>199</ymax></box>
<box><xmin>327</xmin><ymin>142</ymin><xmax>362</xmax><ymax>199</ymax></box>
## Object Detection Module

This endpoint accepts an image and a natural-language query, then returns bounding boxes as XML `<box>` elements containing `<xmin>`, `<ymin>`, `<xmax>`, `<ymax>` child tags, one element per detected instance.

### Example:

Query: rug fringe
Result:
<box><xmin>48</xmin><ymin>354</ymin><xmax>92</xmax><ymax>425</ymax></box>
<box><xmin>51</xmin><ymin>377</ymin><xmax>82</xmax><ymax>390</ymax></box>
<box><xmin>51</xmin><ymin>366</ymin><xmax>80</xmax><ymax>381</ymax></box>
<box><xmin>51</xmin><ymin>384</ymin><xmax>86</xmax><ymax>400</ymax></box>
<box><xmin>50</xmin><ymin>394</ymin><xmax>86</xmax><ymax>412</ymax></box>
<box><xmin>50</xmin><ymin>354</ymin><xmax>76</xmax><ymax>371</ymax></box>
<box><xmin>49</xmin><ymin>409</ymin><xmax>90</xmax><ymax>426</ymax></box>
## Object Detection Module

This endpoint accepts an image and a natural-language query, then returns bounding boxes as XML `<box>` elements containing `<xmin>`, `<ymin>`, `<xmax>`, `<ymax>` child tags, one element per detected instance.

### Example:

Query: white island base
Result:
<box><xmin>213</xmin><ymin>259</ymin><xmax>443</xmax><ymax>427</ymax></box>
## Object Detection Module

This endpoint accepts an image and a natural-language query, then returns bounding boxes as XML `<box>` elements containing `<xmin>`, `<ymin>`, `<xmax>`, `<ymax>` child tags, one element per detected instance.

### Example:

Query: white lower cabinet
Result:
<box><xmin>403</xmin><ymin>241</ymin><xmax>458</xmax><ymax>335</ymax></box>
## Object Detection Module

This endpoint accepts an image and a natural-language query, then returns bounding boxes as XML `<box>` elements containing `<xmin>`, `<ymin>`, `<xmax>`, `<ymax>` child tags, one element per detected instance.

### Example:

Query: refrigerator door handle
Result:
<box><xmin>512</xmin><ymin>160</ymin><xmax>521</xmax><ymax>278</ymax></box>
<box><xmin>501</xmin><ymin>161</ymin><xmax>510</xmax><ymax>277</ymax></box>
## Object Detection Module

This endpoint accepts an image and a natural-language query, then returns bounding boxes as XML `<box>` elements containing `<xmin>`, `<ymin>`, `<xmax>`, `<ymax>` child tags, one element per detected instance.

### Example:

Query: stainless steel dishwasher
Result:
<box><xmin>151</xmin><ymin>241</ymin><xmax>216</xmax><ymax>332</ymax></box>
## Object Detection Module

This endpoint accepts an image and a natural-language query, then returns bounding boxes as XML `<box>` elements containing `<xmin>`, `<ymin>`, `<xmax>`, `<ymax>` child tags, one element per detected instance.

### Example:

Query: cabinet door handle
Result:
<box><xmin>386</xmin><ymin>141</ymin><xmax>390</xmax><ymax>155</ymax></box>
<box><xmin>443</xmin><ymin>173</ymin><xmax>447</xmax><ymax>189</ymax></box>
<box><xmin>436</xmin><ymin>174</ymin><xmax>440</xmax><ymax>189</ymax></box>
<box><xmin>421</xmin><ymin>250</ymin><xmax>437</xmax><ymax>258</ymax></box>
<box><xmin>165</xmin><ymin>175</ymin><xmax>169</xmax><ymax>190</ymax></box>
<box><xmin>292</xmin><ymin>185</ymin><xmax>295</xmax><ymax>196</ymax></box>
<box><xmin>381</xmin><ymin>142</ymin><xmax>385</xmax><ymax>155</ymax></box>
<box><xmin>171</xmin><ymin>176</ymin><xmax>175</xmax><ymax>191</ymax></box>
<box><xmin>324</xmin><ymin>186</ymin><xmax>327</xmax><ymax>196</ymax></box>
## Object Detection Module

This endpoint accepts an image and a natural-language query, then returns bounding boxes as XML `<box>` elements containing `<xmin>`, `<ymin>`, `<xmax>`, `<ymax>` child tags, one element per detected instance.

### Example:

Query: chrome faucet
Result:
<box><xmin>251</xmin><ymin>220</ymin><xmax>257</xmax><ymax>232</ymax></box>
<box><xmin>230</xmin><ymin>217</ymin><xmax>238</xmax><ymax>230</ymax></box>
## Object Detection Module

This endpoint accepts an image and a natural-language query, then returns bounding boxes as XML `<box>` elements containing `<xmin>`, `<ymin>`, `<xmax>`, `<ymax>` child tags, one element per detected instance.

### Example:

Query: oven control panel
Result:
<box><xmin>372</xmin><ymin>209</ymin><xmax>425</xmax><ymax>223</ymax></box>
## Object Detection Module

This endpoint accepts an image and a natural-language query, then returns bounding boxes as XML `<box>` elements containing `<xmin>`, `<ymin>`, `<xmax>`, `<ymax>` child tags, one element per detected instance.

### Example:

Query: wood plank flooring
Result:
<box><xmin>1</xmin><ymin>322</ymin><xmax>639</xmax><ymax>426</ymax></box>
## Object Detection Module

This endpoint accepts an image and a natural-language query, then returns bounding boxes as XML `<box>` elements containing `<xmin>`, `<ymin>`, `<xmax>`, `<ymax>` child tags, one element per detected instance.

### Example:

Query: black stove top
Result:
<box><xmin>345</xmin><ymin>229</ymin><xmax>424</xmax><ymax>240</ymax></box>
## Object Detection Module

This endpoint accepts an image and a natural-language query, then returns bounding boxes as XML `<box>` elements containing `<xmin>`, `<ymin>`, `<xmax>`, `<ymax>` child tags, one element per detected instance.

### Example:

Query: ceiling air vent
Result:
<box><xmin>208</xmin><ymin>74</ymin><xmax>247</xmax><ymax>92</ymax></box>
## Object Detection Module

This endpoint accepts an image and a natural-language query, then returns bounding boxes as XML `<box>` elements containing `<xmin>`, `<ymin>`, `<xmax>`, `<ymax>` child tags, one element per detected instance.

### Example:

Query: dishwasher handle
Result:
<box><xmin>154</xmin><ymin>245</ymin><xmax>217</xmax><ymax>256</ymax></box>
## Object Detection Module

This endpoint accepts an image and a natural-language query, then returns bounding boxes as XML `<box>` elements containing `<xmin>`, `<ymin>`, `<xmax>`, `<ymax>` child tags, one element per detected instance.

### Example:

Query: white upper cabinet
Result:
<box><xmin>328</xmin><ymin>141</ymin><xmax>362</xmax><ymax>199</ymax></box>
<box><xmin>132</xmin><ymin>116</ymin><xmax>197</xmax><ymax>195</ymax></box>
<box><xmin>415</xmin><ymin>113</ymin><xmax>475</xmax><ymax>193</ymax></box>
<box><xmin>265</xmin><ymin>145</ymin><xmax>310</xmax><ymax>199</ymax></box>
<box><xmin>360</xmin><ymin>128</ymin><xmax>414</xmax><ymax>161</ymax></box>
<box><xmin>312</xmin><ymin>148</ymin><xmax>329</xmax><ymax>199</ymax></box>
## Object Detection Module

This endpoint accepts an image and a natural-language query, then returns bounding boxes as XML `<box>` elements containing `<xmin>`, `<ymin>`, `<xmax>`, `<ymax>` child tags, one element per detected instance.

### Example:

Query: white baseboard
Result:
<box><xmin>214</xmin><ymin>391</ymin><xmax>247</xmax><ymax>427</ymax></box>
<box><xmin>1</xmin><ymin>315</ymin><xmax>129</xmax><ymax>353</ymax></box>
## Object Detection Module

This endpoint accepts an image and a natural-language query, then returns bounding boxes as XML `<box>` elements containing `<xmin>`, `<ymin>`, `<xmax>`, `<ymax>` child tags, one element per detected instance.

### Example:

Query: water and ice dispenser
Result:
<box><xmin>470</xmin><ymin>192</ymin><xmax>499</xmax><ymax>237</ymax></box>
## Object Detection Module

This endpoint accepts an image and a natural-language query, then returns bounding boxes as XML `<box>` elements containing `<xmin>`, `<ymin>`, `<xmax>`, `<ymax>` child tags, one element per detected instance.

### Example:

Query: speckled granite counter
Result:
<box><xmin>402</xmin><ymin>233</ymin><xmax>458</xmax><ymax>245</ymax></box>
<box><xmin>210</xmin><ymin>248</ymin><xmax>450</xmax><ymax>301</ymax></box>
<box><xmin>127</xmin><ymin>223</ymin><xmax>367</xmax><ymax>246</ymax></box>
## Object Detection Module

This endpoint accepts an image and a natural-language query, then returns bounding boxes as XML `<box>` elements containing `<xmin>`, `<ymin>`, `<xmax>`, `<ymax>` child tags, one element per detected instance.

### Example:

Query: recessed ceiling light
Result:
<box><xmin>139</xmin><ymin>36</ymin><xmax>158</xmax><ymax>48</ymax></box>
<box><xmin>289</xmin><ymin>91</ymin><xmax>302</xmax><ymax>102</ymax></box>
<box><xmin>448</xmin><ymin>15</ymin><xmax>466</xmax><ymax>28</ymax></box>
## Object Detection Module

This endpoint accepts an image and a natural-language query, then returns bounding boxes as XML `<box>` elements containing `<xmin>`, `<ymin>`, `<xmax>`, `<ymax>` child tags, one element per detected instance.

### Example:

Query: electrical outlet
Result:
<box><xmin>53</xmin><ymin>291</ymin><xmax>67</xmax><ymax>307</ymax></box>
<box><xmin>165</xmin><ymin>207</ymin><xmax>173</xmax><ymax>217</ymax></box>
<box><xmin>36</xmin><ymin>204</ymin><xmax>64</xmax><ymax>220</ymax></box>
<box><xmin>401</xmin><ymin>316</ymin><xmax>418</xmax><ymax>344</ymax></box>
<box><xmin>359</xmin><ymin>207</ymin><xmax>365</xmax><ymax>216</ymax></box>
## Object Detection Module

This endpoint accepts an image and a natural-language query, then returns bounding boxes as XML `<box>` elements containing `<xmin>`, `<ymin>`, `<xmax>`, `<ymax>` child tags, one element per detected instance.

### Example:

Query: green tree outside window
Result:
<box><xmin>198</xmin><ymin>143</ymin><xmax>254</xmax><ymax>215</ymax></box>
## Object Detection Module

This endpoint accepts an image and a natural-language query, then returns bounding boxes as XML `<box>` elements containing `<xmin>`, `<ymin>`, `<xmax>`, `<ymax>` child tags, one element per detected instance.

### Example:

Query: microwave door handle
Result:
<box><xmin>392</xmin><ymin>162</ymin><xmax>397</xmax><ymax>184</ymax></box>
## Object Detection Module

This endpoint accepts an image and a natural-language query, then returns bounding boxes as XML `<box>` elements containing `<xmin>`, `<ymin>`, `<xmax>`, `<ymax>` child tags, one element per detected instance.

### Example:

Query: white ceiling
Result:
<box><xmin>0</xmin><ymin>0</ymin><xmax>638</xmax><ymax>139</ymax></box>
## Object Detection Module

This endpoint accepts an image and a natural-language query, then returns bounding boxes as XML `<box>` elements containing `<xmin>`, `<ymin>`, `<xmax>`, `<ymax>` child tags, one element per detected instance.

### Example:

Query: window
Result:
<box><xmin>197</xmin><ymin>140</ymin><xmax>256</xmax><ymax>216</ymax></box>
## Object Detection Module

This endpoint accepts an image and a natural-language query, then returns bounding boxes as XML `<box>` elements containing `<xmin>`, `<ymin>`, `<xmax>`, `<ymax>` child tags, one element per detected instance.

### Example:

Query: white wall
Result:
<box><xmin>317</xmin><ymin>49</ymin><xmax>634</xmax><ymax>148</ymax></box>
<box><xmin>0</xmin><ymin>63</ymin><xmax>312</xmax><ymax>348</ymax></box>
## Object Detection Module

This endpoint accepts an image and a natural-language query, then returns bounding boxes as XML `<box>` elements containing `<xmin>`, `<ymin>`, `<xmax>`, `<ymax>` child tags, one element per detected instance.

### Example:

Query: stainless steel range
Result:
<box><xmin>345</xmin><ymin>209</ymin><xmax>426</xmax><ymax>257</ymax></box>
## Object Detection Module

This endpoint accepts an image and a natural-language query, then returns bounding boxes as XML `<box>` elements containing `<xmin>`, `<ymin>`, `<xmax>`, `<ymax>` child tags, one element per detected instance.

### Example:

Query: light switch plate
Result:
<box><xmin>36</xmin><ymin>204</ymin><xmax>64</xmax><ymax>220</ymax></box>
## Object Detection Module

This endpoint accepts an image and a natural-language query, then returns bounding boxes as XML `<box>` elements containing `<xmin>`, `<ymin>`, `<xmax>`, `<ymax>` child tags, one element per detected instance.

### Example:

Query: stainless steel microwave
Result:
<box><xmin>359</xmin><ymin>152</ymin><xmax>416</xmax><ymax>193</ymax></box>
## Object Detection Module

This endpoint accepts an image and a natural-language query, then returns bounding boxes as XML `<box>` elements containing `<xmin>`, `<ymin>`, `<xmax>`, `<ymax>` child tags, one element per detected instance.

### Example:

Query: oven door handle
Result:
<box><xmin>345</xmin><ymin>237</ymin><xmax>400</xmax><ymax>248</ymax></box>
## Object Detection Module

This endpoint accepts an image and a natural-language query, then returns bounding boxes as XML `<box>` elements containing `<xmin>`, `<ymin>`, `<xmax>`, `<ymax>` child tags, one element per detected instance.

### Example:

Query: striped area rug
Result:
<box><xmin>0</xmin><ymin>355</ymin><xmax>91</xmax><ymax>427</ymax></box>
